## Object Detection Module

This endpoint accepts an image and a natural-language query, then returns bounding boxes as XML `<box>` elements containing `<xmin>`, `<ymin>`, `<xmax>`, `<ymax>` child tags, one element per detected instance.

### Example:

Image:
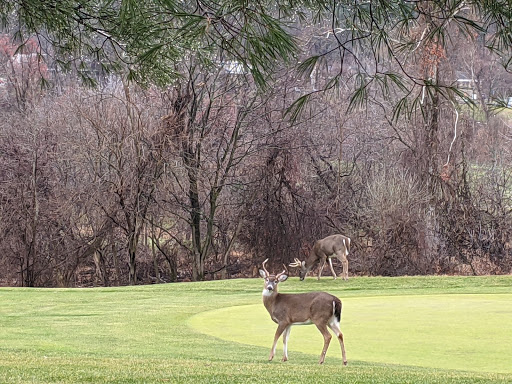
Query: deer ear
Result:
<box><xmin>259</xmin><ymin>269</ymin><xmax>266</xmax><ymax>278</ymax></box>
<box><xmin>301</xmin><ymin>261</ymin><xmax>305</xmax><ymax>268</ymax></box>
<box><xmin>278</xmin><ymin>274</ymin><xmax>288</xmax><ymax>282</ymax></box>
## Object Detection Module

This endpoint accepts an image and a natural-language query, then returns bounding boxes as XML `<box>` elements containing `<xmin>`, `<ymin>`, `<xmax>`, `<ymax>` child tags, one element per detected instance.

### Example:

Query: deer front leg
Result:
<box><xmin>328</xmin><ymin>257</ymin><xmax>337</xmax><ymax>279</ymax></box>
<box><xmin>317</xmin><ymin>257</ymin><xmax>327</xmax><ymax>280</ymax></box>
<box><xmin>269</xmin><ymin>323</ymin><xmax>288</xmax><ymax>361</ymax></box>
<box><xmin>282</xmin><ymin>325</ymin><xmax>292</xmax><ymax>361</ymax></box>
<box><xmin>315</xmin><ymin>323</ymin><xmax>332</xmax><ymax>364</ymax></box>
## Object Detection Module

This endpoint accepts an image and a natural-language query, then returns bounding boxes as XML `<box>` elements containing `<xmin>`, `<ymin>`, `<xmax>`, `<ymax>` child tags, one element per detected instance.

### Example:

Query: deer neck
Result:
<box><xmin>262</xmin><ymin>288</ymin><xmax>279</xmax><ymax>313</ymax></box>
<box><xmin>306</xmin><ymin>251</ymin><xmax>319</xmax><ymax>271</ymax></box>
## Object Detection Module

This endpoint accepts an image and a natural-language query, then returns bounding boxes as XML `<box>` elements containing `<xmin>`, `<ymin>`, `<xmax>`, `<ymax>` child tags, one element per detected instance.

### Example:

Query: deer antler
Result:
<box><xmin>262</xmin><ymin>258</ymin><xmax>286</xmax><ymax>278</ymax></box>
<box><xmin>276</xmin><ymin>265</ymin><xmax>287</xmax><ymax>279</ymax></box>
<box><xmin>289</xmin><ymin>258</ymin><xmax>303</xmax><ymax>268</ymax></box>
<box><xmin>262</xmin><ymin>258</ymin><xmax>270</xmax><ymax>276</ymax></box>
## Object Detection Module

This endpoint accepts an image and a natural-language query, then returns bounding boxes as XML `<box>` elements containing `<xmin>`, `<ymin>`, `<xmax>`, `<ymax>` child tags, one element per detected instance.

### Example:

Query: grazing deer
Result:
<box><xmin>290</xmin><ymin>234</ymin><xmax>351</xmax><ymax>281</ymax></box>
<box><xmin>259</xmin><ymin>259</ymin><xmax>347</xmax><ymax>365</ymax></box>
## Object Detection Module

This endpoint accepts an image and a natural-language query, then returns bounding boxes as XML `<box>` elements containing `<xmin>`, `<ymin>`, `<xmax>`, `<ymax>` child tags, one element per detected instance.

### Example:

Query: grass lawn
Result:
<box><xmin>1</xmin><ymin>275</ymin><xmax>512</xmax><ymax>383</ymax></box>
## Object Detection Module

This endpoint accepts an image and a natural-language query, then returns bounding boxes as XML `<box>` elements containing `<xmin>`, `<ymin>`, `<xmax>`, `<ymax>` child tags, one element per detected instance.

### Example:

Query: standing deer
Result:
<box><xmin>259</xmin><ymin>259</ymin><xmax>347</xmax><ymax>365</ymax></box>
<box><xmin>290</xmin><ymin>234</ymin><xmax>351</xmax><ymax>281</ymax></box>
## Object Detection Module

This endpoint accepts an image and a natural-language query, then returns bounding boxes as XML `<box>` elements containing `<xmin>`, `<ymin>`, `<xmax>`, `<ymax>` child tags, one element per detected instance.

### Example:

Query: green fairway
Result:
<box><xmin>1</xmin><ymin>275</ymin><xmax>512</xmax><ymax>383</ymax></box>
<box><xmin>189</xmin><ymin>294</ymin><xmax>512</xmax><ymax>373</ymax></box>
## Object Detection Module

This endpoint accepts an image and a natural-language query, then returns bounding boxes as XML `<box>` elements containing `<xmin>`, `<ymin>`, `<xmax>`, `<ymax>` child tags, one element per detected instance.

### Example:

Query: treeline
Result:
<box><xmin>1</xmin><ymin>21</ymin><xmax>512</xmax><ymax>287</ymax></box>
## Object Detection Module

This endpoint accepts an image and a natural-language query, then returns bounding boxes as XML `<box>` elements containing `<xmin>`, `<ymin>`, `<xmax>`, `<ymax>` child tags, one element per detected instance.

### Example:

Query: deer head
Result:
<box><xmin>259</xmin><ymin>258</ymin><xmax>288</xmax><ymax>295</ymax></box>
<box><xmin>289</xmin><ymin>258</ymin><xmax>308</xmax><ymax>280</ymax></box>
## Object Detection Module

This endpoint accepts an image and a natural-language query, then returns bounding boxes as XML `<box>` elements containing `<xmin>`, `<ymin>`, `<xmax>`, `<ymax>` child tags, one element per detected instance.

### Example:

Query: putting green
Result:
<box><xmin>189</xmin><ymin>294</ymin><xmax>512</xmax><ymax>373</ymax></box>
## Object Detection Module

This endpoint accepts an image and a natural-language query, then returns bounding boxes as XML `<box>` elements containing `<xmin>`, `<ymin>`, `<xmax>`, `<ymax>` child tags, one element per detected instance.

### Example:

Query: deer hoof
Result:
<box><xmin>343</xmin><ymin>360</ymin><xmax>348</xmax><ymax>366</ymax></box>
<box><xmin>282</xmin><ymin>356</ymin><xmax>288</xmax><ymax>362</ymax></box>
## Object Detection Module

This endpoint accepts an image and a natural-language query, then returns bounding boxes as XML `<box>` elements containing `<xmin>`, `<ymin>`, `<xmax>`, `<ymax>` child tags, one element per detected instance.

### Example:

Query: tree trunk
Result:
<box><xmin>93</xmin><ymin>250</ymin><xmax>109</xmax><ymax>287</ymax></box>
<box><xmin>423</xmin><ymin>54</ymin><xmax>442</xmax><ymax>272</ymax></box>
<box><xmin>23</xmin><ymin>150</ymin><xmax>39</xmax><ymax>287</ymax></box>
<box><xmin>185</xmin><ymin>144</ymin><xmax>203</xmax><ymax>281</ymax></box>
<box><xmin>221</xmin><ymin>219</ymin><xmax>243</xmax><ymax>280</ymax></box>
<box><xmin>150</xmin><ymin>222</ymin><xmax>161</xmax><ymax>283</ymax></box>
<box><xmin>128</xmin><ymin>231</ymin><xmax>139</xmax><ymax>285</ymax></box>
<box><xmin>111</xmin><ymin>228</ymin><xmax>121</xmax><ymax>286</ymax></box>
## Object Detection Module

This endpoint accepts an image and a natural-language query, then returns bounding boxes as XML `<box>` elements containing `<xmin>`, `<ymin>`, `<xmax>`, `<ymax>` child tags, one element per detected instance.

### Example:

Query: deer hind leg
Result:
<box><xmin>342</xmin><ymin>254</ymin><xmax>349</xmax><ymax>280</ymax></box>
<box><xmin>328</xmin><ymin>257</ymin><xmax>337</xmax><ymax>279</ymax></box>
<box><xmin>270</xmin><ymin>323</ymin><xmax>288</xmax><ymax>361</ymax></box>
<box><xmin>328</xmin><ymin>320</ymin><xmax>348</xmax><ymax>365</ymax></box>
<box><xmin>336</xmin><ymin>250</ymin><xmax>349</xmax><ymax>280</ymax></box>
<box><xmin>282</xmin><ymin>325</ymin><xmax>292</xmax><ymax>361</ymax></box>
<box><xmin>315</xmin><ymin>323</ymin><xmax>332</xmax><ymax>364</ymax></box>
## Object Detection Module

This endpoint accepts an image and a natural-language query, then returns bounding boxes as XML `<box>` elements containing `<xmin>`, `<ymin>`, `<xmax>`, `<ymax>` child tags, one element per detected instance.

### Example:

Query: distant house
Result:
<box><xmin>14</xmin><ymin>52</ymin><xmax>39</xmax><ymax>65</ymax></box>
<box><xmin>455</xmin><ymin>77</ymin><xmax>478</xmax><ymax>100</ymax></box>
<box><xmin>220</xmin><ymin>60</ymin><xmax>248</xmax><ymax>75</ymax></box>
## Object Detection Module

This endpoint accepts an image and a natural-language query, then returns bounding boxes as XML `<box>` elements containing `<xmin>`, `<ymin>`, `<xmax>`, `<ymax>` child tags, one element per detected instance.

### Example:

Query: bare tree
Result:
<box><xmin>73</xmin><ymin>83</ymin><xmax>168</xmax><ymax>285</ymax></box>
<box><xmin>159</xmin><ymin>60</ymin><xmax>267</xmax><ymax>281</ymax></box>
